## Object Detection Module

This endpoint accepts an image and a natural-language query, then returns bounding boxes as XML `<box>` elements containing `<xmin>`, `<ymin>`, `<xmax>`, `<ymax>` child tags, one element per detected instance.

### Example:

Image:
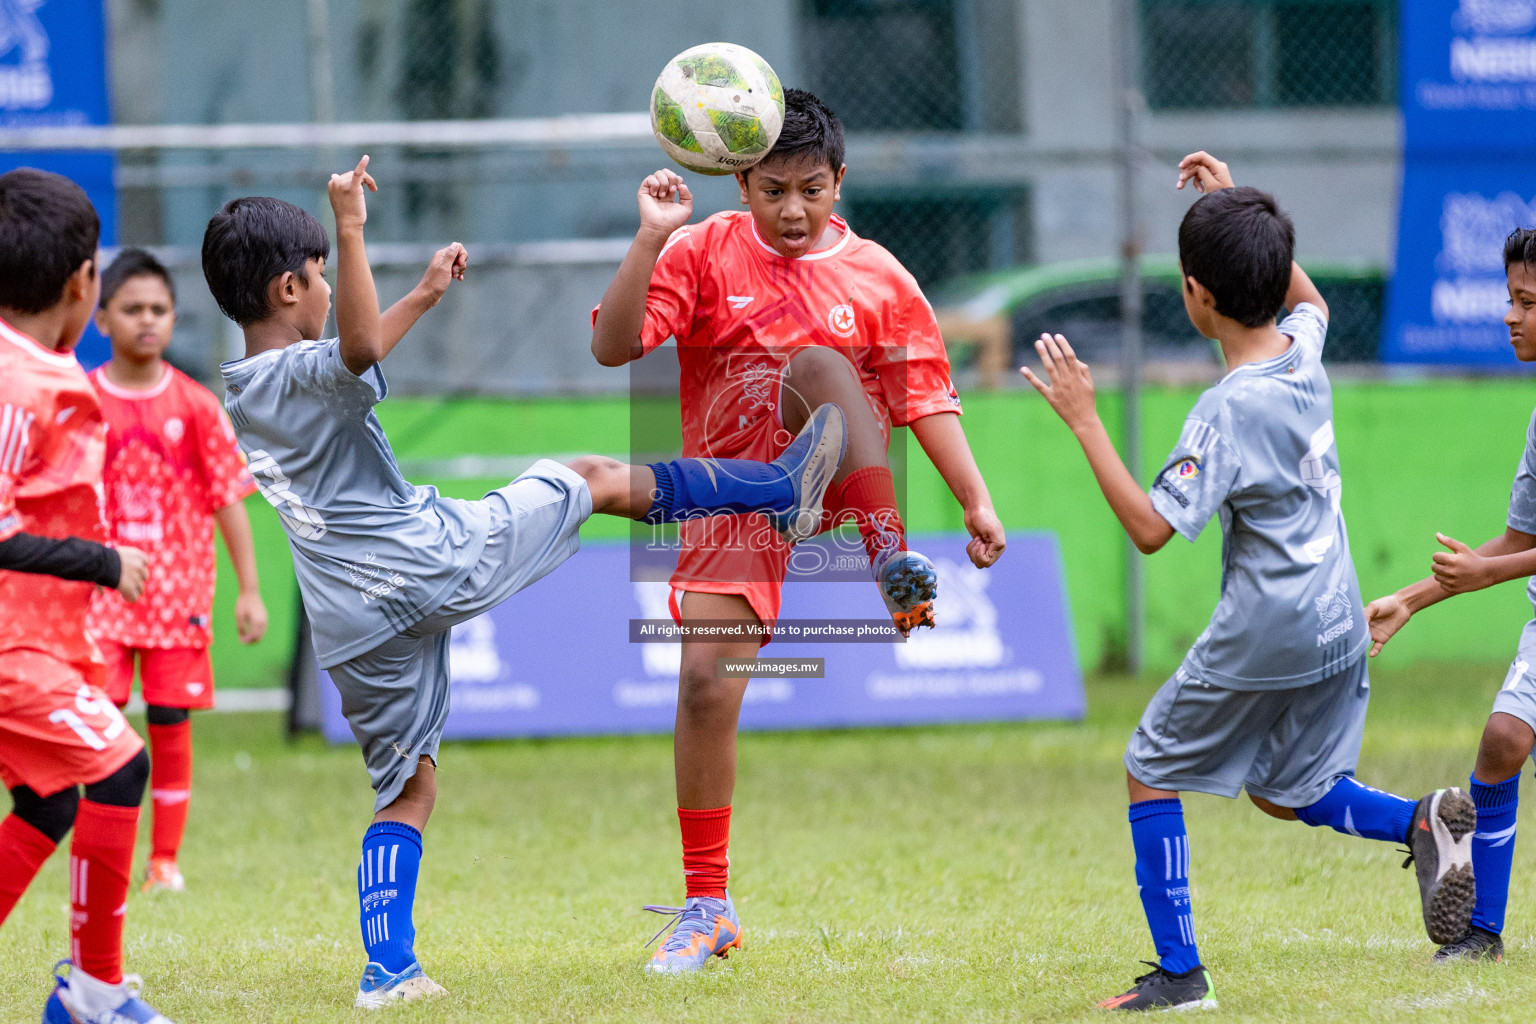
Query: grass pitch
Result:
<box><xmin>2</xmin><ymin>662</ymin><xmax>1533</xmax><ymax>1023</ymax></box>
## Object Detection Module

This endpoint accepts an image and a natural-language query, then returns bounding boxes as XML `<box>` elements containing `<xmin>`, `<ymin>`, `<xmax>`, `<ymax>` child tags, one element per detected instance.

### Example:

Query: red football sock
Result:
<box><xmin>70</xmin><ymin>800</ymin><xmax>138</xmax><ymax>985</ymax></box>
<box><xmin>147</xmin><ymin>720</ymin><xmax>192</xmax><ymax>862</ymax></box>
<box><xmin>838</xmin><ymin>466</ymin><xmax>906</xmax><ymax>564</ymax></box>
<box><xmin>0</xmin><ymin>813</ymin><xmax>58</xmax><ymax>925</ymax></box>
<box><xmin>678</xmin><ymin>805</ymin><xmax>731</xmax><ymax>899</ymax></box>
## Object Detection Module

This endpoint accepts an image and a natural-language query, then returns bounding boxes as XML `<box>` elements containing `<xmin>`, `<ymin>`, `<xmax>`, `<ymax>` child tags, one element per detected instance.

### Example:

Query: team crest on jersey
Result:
<box><xmin>827</xmin><ymin>303</ymin><xmax>857</xmax><ymax>338</ymax></box>
<box><xmin>1175</xmin><ymin>457</ymin><xmax>1201</xmax><ymax>480</ymax></box>
<box><xmin>163</xmin><ymin>417</ymin><xmax>184</xmax><ymax>443</ymax></box>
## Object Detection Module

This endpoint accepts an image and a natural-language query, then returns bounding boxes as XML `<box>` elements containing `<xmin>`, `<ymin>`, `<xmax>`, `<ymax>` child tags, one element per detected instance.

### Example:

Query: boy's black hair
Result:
<box><xmin>750</xmin><ymin>88</ymin><xmax>845</xmax><ymax>177</ymax></box>
<box><xmin>1504</xmin><ymin>228</ymin><xmax>1536</xmax><ymax>272</ymax></box>
<box><xmin>101</xmin><ymin>247</ymin><xmax>176</xmax><ymax>308</ymax></box>
<box><xmin>1177</xmin><ymin>186</ymin><xmax>1295</xmax><ymax>329</ymax></box>
<box><xmin>0</xmin><ymin>168</ymin><xmax>100</xmax><ymax>315</ymax></box>
<box><xmin>202</xmin><ymin>197</ymin><xmax>330</xmax><ymax>326</ymax></box>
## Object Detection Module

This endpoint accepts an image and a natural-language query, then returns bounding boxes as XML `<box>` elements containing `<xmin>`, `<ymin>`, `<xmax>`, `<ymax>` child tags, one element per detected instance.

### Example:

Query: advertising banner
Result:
<box><xmin>320</xmin><ymin>533</ymin><xmax>1085</xmax><ymax>743</ymax></box>
<box><xmin>0</xmin><ymin>0</ymin><xmax>115</xmax><ymax>366</ymax></box>
<box><xmin>1386</xmin><ymin>0</ymin><xmax>1536</xmax><ymax>365</ymax></box>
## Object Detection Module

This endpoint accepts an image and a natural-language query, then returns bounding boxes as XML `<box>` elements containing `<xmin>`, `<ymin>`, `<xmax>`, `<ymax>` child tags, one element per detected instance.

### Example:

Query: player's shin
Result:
<box><xmin>837</xmin><ymin>465</ymin><xmax>906</xmax><ymax>562</ymax></box>
<box><xmin>69</xmin><ymin>800</ymin><xmax>140</xmax><ymax>984</ymax></box>
<box><xmin>644</xmin><ymin>458</ymin><xmax>794</xmax><ymax>523</ymax></box>
<box><xmin>1129</xmin><ymin>799</ymin><xmax>1201</xmax><ymax>974</ymax></box>
<box><xmin>147</xmin><ymin>717</ymin><xmax>193</xmax><ymax>865</ymax></box>
<box><xmin>1294</xmin><ymin>776</ymin><xmax>1415</xmax><ymax>842</ymax></box>
<box><xmin>1468</xmin><ymin>773</ymin><xmax>1519</xmax><ymax>934</ymax></box>
<box><xmin>0</xmin><ymin>813</ymin><xmax>58</xmax><ymax>924</ymax></box>
<box><xmin>359</xmin><ymin>822</ymin><xmax>423</xmax><ymax>973</ymax></box>
<box><xmin>678</xmin><ymin>806</ymin><xmax>730</xmax><ymax>900</ymax></box>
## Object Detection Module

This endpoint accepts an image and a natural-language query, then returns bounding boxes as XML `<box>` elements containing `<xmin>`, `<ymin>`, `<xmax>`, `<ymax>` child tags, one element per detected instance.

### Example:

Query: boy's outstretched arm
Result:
<box><xmin>214</xmin><ymin>500</ymin><xmax>267</xmax><ymax>644</ymax></box>
<box><xmin>328</xmin><ymin>155</ymin><xmax>384</xmax><ymax>375</ymax></box>
<box><xmin>1366</xmin><ymin>527</ymin><xmax>1536</xmax><ymax>656</ymax></box>
<box><xmin>909</xmin><ymin>412</ymin><xmax>1005</xmax><ymax>568</ymax></box>
<box><xmin>591</xmin><ymin>169</ymin><xmax>694</xmax><ymax>367</ymax></box>
<box><xmin>1021</xmin><ymin>333</ymin><xmax>1175</xmax><ymax>554</ymax></box>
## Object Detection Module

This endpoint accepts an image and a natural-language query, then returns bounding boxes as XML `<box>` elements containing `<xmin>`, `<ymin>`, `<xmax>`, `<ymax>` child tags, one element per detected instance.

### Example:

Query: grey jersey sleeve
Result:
<box><xmin>1280</xmin><ymin>301</ymin><xmax>1328</xmax><ymax>360</ymax></box>
<box><xmin>279</xmin><ymin>339</ymin><xmax>387</xmax><ymax>419</ymax></box>
<box><xmin>1149</xmin><ymin>417</ymin><xmax>1243</xmax><ymax>542</ymax></box>
<box><xmin>1509</xmin><ymin>409</ymin><xmax>1536</xmax><ymax>534</ymax></box>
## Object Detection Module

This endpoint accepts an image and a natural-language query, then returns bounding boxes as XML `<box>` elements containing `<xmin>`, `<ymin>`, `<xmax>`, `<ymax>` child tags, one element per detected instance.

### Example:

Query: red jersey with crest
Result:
<box><xmin>0</xmin><ymin>318</ymin><xmax>110</xmax><ymax>667</ymax></box>
<box><xmin>87</xmin><ymin>365</ymin><xmax>255</xmax><ymax>649</ymax></box>
<box><xmin>618</xmin><ymin>210</ymin><xmax>960</xmax><ymax>462</ymax></box>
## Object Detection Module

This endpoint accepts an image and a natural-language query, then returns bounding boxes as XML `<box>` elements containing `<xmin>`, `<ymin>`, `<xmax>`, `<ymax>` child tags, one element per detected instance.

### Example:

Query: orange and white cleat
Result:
<box><xmin>141</xmin><ymin>858</ymin><xmax>186</xmax><ymax>894</ymax></box>
<box><xmin>873</xmin><ymin>547</ymin><xmax>938</xmax><ymax>637</ymax></box>
<box><xmin>643</xmin><ymin>893</ymin><xmax>743</xmax><ymax>974</ymax></box>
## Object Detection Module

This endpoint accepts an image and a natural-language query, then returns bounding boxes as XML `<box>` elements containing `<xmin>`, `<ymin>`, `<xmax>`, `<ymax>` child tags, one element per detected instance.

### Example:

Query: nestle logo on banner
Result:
<box><xmin>0</xmin><ymin>0</ymin><xmax>52</xmax><ymax>110</ymax></box>
<box><xmin>448</xmin><ymin>616</ymin><xmax>541</xmax><ymax>712</ymax></box>
<box><xmin>1432</xmin><ymin>191</ymin><xmax>1536</xmax><ymax>323</ymax></box>
<box><xmin>1450</xmin><ymin>0</ymin><xmax>1536</xmax><ymax>82</ymax></box>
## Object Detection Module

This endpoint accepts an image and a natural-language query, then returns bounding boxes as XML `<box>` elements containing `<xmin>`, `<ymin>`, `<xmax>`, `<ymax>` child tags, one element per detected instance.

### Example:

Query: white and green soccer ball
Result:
<box><xmin>650</xmin><ymin>43</ymin><xmax>785</xmax><ymax>176</ymax></box>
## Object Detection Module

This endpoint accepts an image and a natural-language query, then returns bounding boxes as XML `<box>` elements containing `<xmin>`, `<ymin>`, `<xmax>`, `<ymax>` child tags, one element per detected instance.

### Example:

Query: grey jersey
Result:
<box><xmin>221</xmin><ymin>340</ymin><xmax>490</xmax><ymax>667</ymax></box>
<box><xmin>1148</xmin><ymin>303</ymin><xmax>1368</xmax><ymax>689</ymax></box>
<box><xmin>1506</xmin><ymin>406</ymin><xmax>1536</xmax><ymax>610</ymax></box>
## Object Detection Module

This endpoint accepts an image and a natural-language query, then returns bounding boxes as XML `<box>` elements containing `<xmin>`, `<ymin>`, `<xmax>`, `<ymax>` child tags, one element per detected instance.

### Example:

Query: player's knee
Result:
<box><xmin>564</xmin><ymin>455</ymin><xmax>627</xmax><ymax>502</ymax></box>
<box><xmin>677</xmin><ymin>660</ymin><xmax>740</xmax><ymax>721</ymax></box>
<box><xmin>83</xmin><ymin>747</ymin><xmax>150</xmax><ymax>808</ymax></box>
<box><xmin>146</xmin><ymin>704</ymin><xmax>190</xmax><ymax>726</ymax></box>
<box><xmin>1476</xmin><ymin>713</ymin><xmax>1535</xmax><ymax>781</ymax></box>
<box><xmin>10</xmin><ymin>785</ymin><xmax>79</xmax><ymax>844</ymax></box>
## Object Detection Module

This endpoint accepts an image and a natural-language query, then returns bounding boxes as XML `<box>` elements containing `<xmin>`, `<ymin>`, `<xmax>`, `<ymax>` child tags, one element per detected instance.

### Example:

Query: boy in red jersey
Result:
<box><xmin>87</xmin><ymin>248</ymin><xmax>267</xmax><ymax>895</ymax></box>
<box><xmin>0</xmin><ymin>169</ymin><xmax>178</xmax><ymax>1024</ymax></box>
<box><xmin>592</xmin><ymin>89</ymin><xmax>1006</xmax><ymax>972</ymax></box>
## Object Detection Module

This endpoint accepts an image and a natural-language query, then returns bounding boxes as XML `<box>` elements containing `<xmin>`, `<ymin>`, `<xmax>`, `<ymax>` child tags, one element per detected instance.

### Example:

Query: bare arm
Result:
<box><xmin>378</xmin><ymin>243</ymin><xmax>468</xmax><ymax>353</ymax></box>
<box><xmin>1365</xmin><ymin>527</ymin><xmax>1536</xmax><ymax>657</ymax></box>
<box><xmin>591</xmin><ymin>169</ymin><xmax>695</xmax><ymax>367</ymax></box>
<box><xmin>1021</xmin><ymin>334</ymin><xmax>1175</xmax><ymax>555</ymax></box>
<box><xmin>327</xmin><ymin>156</ymin><xmax>385</xmax><ymax>376</ymax></box>
<box><xmin>1284</xmin><ymin>261</ymin><xmax>1328</xmax><ymax>322</ymax></box>
<box><xmin>909</xmin><ymin>412</ymin><xmax>1005</xmax><ymax>568</ymax></box>
<box><xmin>214</xmin><ymin>500</ymin><xmax>267</xmax><ymax>644</ymax></box>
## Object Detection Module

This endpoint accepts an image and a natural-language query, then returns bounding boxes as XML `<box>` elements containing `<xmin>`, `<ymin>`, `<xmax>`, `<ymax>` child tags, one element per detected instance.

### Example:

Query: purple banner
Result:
<box><xmin>320</xmin><ymin>532</ymin><xmax>1084</xmax><ymax>742</ymax></box>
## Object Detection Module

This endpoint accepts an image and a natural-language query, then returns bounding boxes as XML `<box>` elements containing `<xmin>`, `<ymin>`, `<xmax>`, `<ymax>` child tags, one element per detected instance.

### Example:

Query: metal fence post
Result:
<box><xmin>1115</xmin><ymin>0</ymin><xmax>1146</xmax><ymax>674</ymax></box>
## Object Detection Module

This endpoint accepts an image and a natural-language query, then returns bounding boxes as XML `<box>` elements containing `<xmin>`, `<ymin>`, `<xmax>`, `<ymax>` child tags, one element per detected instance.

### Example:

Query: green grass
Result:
<box><xmin>3</xmin><ymin>661</ymin><xmax>1534</xmax><ymax>1021</ymax></box>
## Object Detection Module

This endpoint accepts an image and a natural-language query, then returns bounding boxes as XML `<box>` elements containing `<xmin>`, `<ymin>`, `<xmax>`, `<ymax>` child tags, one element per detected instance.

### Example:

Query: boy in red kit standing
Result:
<box><xmin>87</xmin><ymin>247</ymin><xmax>267</xmax><ymax>894</ymax></box>
<box><xmin>592</xmin><ymin>89</ymin><xmax>1006</xmax><ymax>972</ymax></box>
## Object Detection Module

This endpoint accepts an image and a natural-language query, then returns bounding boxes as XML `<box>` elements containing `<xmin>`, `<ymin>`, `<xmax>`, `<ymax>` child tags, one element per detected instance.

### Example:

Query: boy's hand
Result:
<box><xmin>414</xmin><ymin>243</ymin><xmax>469</xmax><ymax>306</ymax></box>
<box><xmin>963</xmin><ymin>506</ymin><xmax>1006</xmax><ymax>568</ymax></box>
<box><xmin>637</xmin><ymin>169</ymin><xmax>694</xmax><ymax>242</ymax></box>
<box><xmin>1176</xmin><ymin>152</ymin><xmax>1235</xmax><ymax>194</ymax></box>
<box><xmin>115</xmin><ymin>546</ymin><xmax>149</xmax><ymax>603</ymax></box>
<box><xmin>328</xmin><ymin>154</ymin><xmax>378</xmax><ymax>231</ymax></box>
<box><xmin>1364</xmin><ymin>594</ymin><xmax>1410</xmax><ymax>658</ymax></box>
<box><xmin>1432</xmin><ymin>532</ymin><xmax>1496</xmax><ymax>594</ymax></box>
<box><xmin>1020</xmin><ymin>334</ymin><xmax>1099</xmax><ymax>433</ymax></box>
<box><xmin>235</xmin><ymin>589</ymin><xmax>268</xmax><ymax>644</ymax></box>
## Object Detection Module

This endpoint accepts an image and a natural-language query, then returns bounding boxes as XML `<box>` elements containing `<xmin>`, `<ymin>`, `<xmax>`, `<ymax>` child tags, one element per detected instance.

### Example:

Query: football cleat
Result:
<box><xmin>42</xmin><ymin>961</ymin><xmax>176</xmax><ymax>1024</ymax></box>
<box><xmin>765</xmin><ymin>403</ymin><xmax>847</xmax><ymax>544</ymax></box>
<box><xmin>873</xmin><ymin>546</ymin><xmax>938</xmax><ymax>636</ymax></box>
<box><xmin>1403</xmin><ymin>787</ymin><xmax>1477</xmax><ymax>944</ymax></box>
<box><xmin>1096</xmin><ymin>961</ymin><xmax>1217</xmax><ymax>1012</ymax></box>
<box><xmin>643</xmin><ymin>893</ymin><xmax>743</xmax><ymax>974</ymax></box>
<box><xmin>141</xmin><ymin>858</ymin><xmax>185</xmax><ymax>895</ymax></box>
<box><xmin>354</xmin><ymin>961</ymin><xmax>448</xmax><ymax>1009</ymax></box>
<box><xmin>1434</xmin><ymin>925</ymin><xmax>1504</xmax><ymax>963</ymax></box>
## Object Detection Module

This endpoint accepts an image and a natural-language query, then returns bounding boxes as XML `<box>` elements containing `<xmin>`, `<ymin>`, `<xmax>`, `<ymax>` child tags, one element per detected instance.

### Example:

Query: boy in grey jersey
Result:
<box><xmin>1022</xmin><ymin>151</ymin><xmax>1475</xmax><ymax>1011</ymax></box>
<box><xmin>1367</xmin><ymin>226</ymin><xmax>1536</xmax><ymax>963</ymax></box>
<box><xmin>205</xmin><ymin>157</ymin><xmax>848</xmax><ymax>1007</ymax></box>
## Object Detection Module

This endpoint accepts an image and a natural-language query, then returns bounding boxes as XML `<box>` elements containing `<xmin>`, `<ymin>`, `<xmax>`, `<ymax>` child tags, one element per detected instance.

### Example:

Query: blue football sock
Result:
<box><xmin>1129</xmin><ymin>799</ymin><xmax>1201</xmax><ymax>974</ymax></box>
<box><xmin>1294</xmin><ymin>775</ymin><xmax>1416</xmax><ymax>843</ymax></box>
<box><xmin>358</xmin><ymin>821</ymin><xmax>422</xmax><ymax>973</ymax></box>
<box><xmin>645</xmin><ymin>458</ymin><xmax>794</xmax><ymax>524</ymax></box>
<box><xmin>1470</xmin><ymin>772</ymin><xmax>1520</xmax><ymax>934</ymax></box>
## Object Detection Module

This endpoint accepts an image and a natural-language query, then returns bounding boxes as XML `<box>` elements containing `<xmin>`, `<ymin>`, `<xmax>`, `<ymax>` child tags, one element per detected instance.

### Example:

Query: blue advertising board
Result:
<box><xmin>320</xmin><ymin>533</ymin><xmax>1085</xmax><ymax>743</ymax></box>
<box><xmin>1387</xmin><ymin>0</ymin><xmax>1536</xmax><ymax>365</ymax></box>
<box><xmin>0</xmin><ymin>0</ymin><xmax>115</xmax><ymax>367</ymax></box>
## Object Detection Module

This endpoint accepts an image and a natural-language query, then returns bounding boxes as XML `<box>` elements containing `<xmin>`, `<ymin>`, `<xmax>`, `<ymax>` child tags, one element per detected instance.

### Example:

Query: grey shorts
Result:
<box><xmin>1124</xmin><ymin>656</ymin><xmax>1370</xmax><ymax>808</ymax></box>
<box><xmin>1490</xmin><ymin>619</ymin><xmax>1536</xmax><ymax>733</ymax></box>
<box><xmin>329</xmin><ymin>459</ymin><xmax>592</xmax><ymax>811</ymax></box>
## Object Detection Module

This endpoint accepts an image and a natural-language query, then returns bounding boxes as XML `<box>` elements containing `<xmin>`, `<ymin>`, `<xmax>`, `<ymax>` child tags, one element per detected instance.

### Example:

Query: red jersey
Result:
<box><xmin>87</xmin><ymin>365</ymin><xmax>255</xmax><ymax>649</ymax></box>
<box><xmin>0</xmin><ymin>318</ymin><xmax>110</xmax><ymax>666</ymax></box>
<box><xmin>605</xmin><ymin>211</ymin><xmax>961</xmax><ymax>461</ymax></box>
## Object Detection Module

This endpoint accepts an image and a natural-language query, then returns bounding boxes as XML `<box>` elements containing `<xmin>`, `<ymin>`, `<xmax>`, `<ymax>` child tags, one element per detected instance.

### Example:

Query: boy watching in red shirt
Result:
<box><xmin>0</xmin><ymin>168</ymin><xmax>178</xmax><ymax>1024</ymax></box>
<box><xmin>592</xmin><ymin>89</ymin><xmax>1006</xmax><ymax>972</ymax></box>
<box><xmin>87</xmin><ymin>248</ymin><xmax>267</xmax><ymax>895</ymax></box>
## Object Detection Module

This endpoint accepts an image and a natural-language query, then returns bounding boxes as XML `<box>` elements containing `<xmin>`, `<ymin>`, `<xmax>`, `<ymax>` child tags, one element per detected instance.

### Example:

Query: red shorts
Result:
<box><xmin>0</xmin><ymin>649</ymin><xmax>144</xmax><ymax>796</ymax></box>
<box><xmin>97</xmin><ymin>640</ymin><xmax>215</xmax><ymax>709</ymax></box>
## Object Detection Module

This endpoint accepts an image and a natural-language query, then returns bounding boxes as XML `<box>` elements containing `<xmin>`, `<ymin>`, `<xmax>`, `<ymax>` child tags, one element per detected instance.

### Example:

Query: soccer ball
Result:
<box><xmin>650</xmin><ymin>43</ymin><xmax>785</xmax><ymax>176</ymax></box>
